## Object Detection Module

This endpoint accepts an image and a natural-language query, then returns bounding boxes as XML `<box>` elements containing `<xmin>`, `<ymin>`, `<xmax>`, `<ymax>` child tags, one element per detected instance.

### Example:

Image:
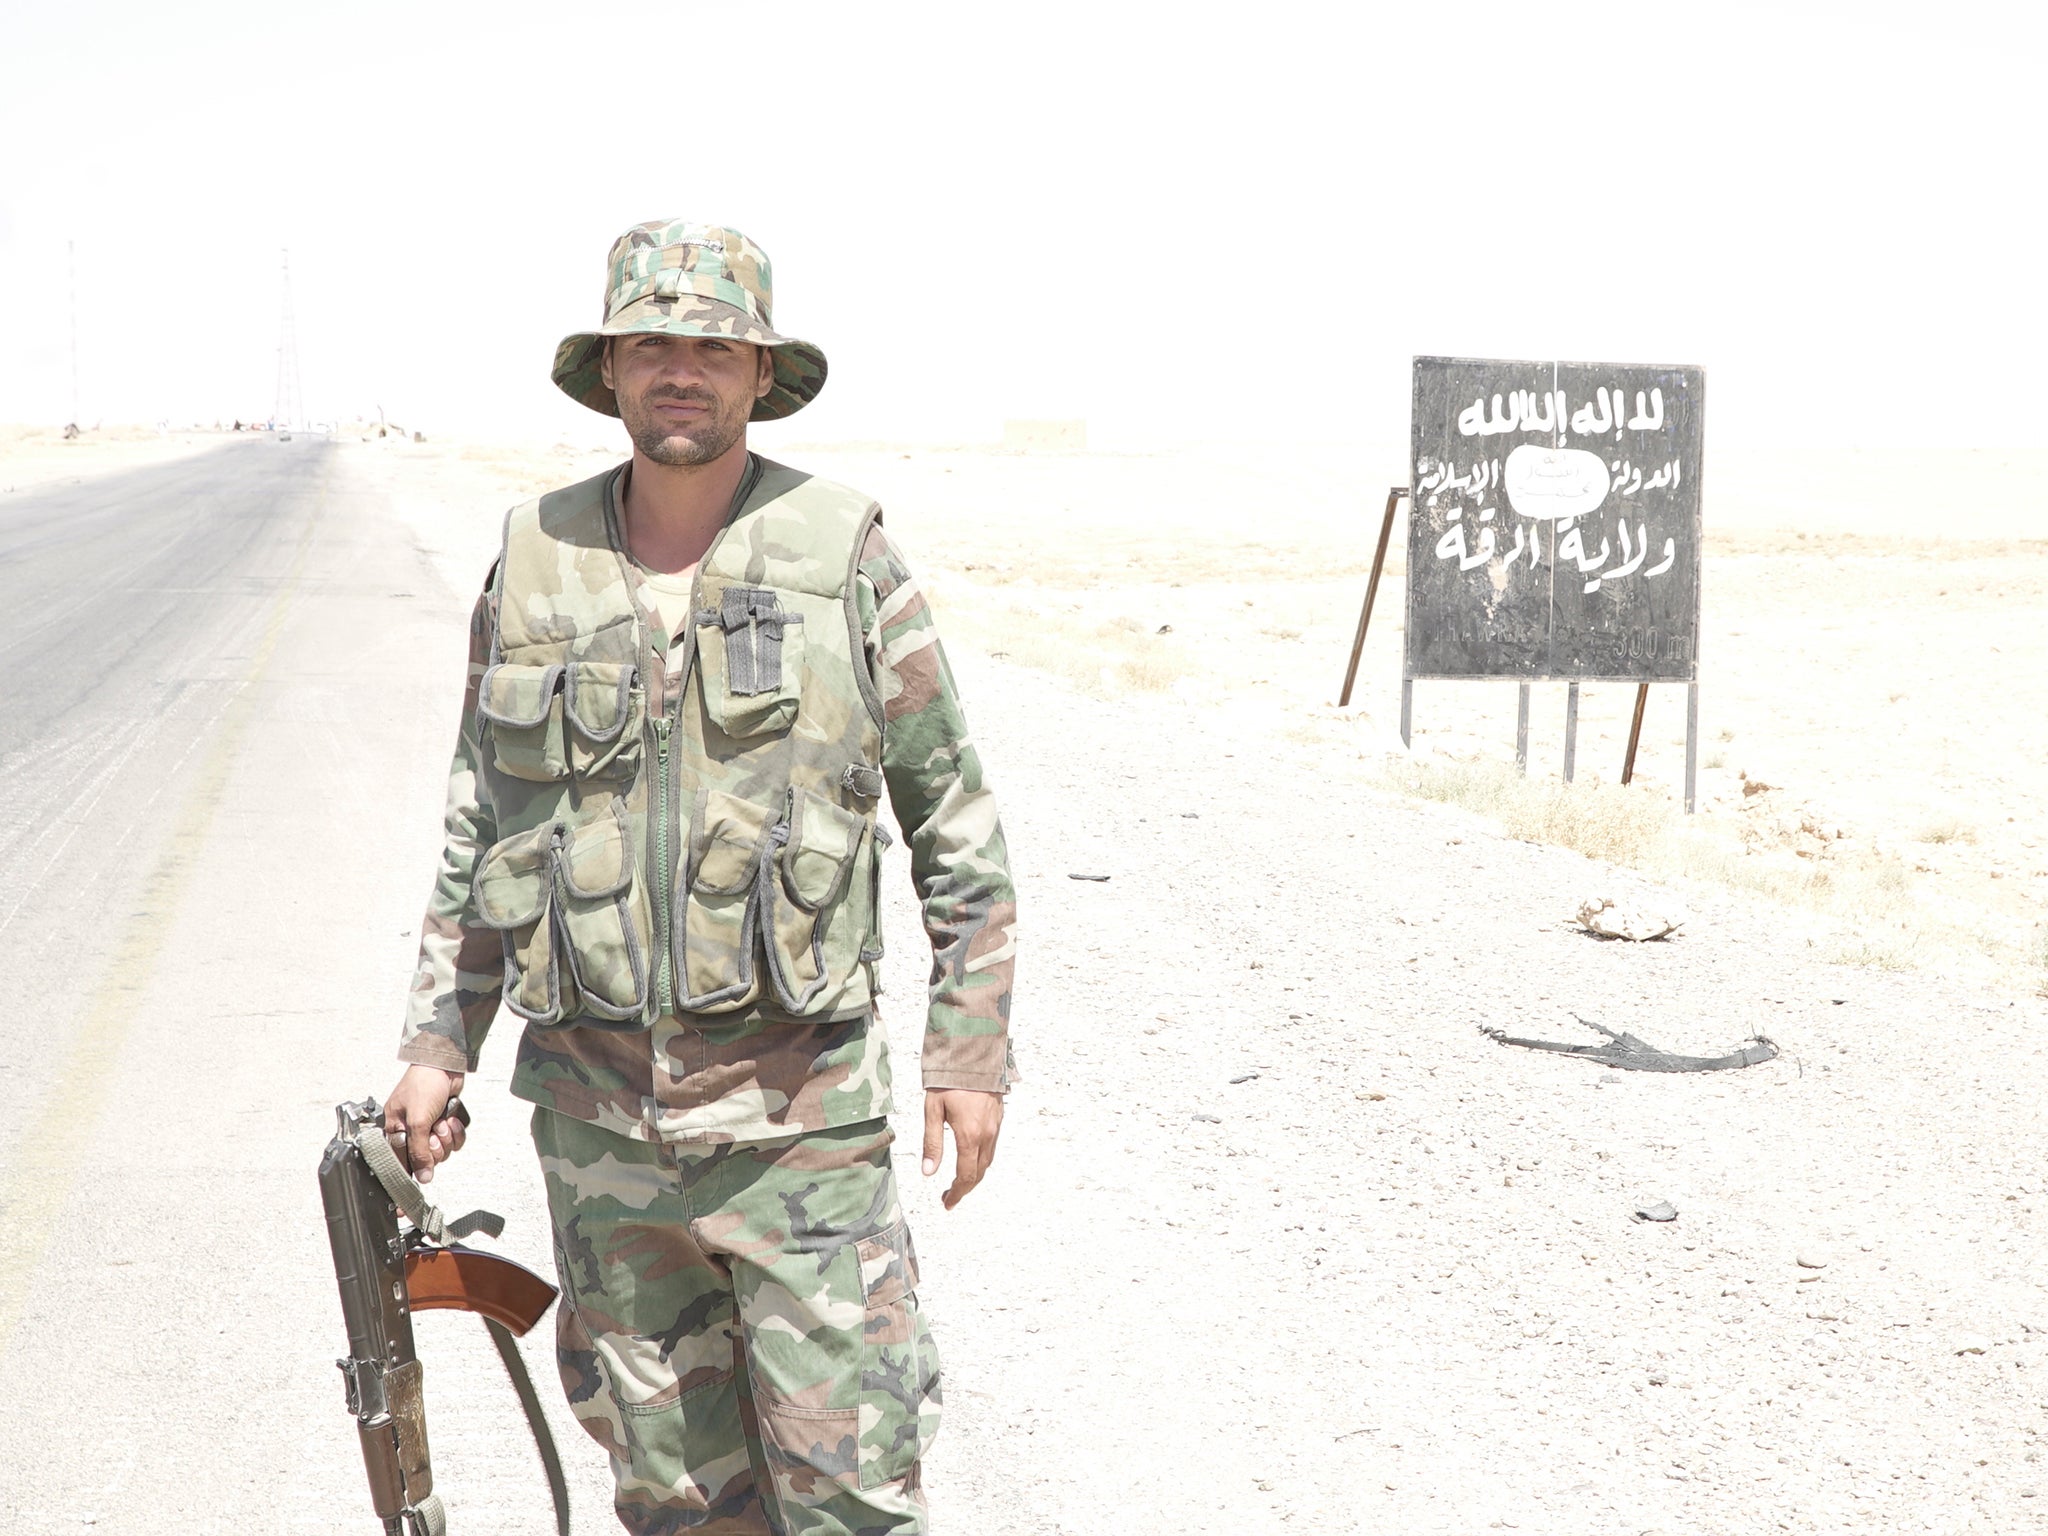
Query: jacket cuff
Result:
<box><xmin>398</xmin><ymin>1038</ymin><xmax>478</xmax><ymax>1074</ymax></box>
<box><xmin>920</xmin><ymin>1069</ymin><xmax>1012</xmax><ymax>1095</ymax></box>
<box><xmin>920</xmin><ymin>1037</ymin><xmax>1018</xmax><ymax>1094</ymax></box>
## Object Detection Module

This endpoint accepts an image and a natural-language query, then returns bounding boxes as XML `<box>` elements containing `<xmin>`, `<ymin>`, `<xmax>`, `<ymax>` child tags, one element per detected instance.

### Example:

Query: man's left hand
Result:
<box><xmin>922</xmin><ymin>1089</ymin><xmax>1004</xmax><ymax>1210</ymax></box>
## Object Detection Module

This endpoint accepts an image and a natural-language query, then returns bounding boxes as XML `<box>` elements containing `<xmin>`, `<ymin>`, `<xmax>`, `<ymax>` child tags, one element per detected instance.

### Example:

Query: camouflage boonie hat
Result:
<box><xmin>551</xmin><ymin>220</ymin><xmax>827</xmax><ymax>422</ymax></box>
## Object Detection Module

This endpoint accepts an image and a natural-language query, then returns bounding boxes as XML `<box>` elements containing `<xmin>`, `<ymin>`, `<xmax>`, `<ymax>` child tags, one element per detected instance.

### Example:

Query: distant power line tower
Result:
<box><xmin>68</xmin><ymin>240</ymin><xmax>80</xmax><ymax>429</ymax></box>
<box><xmin>273</xmin><ymin>250</ymin><xmax>303</xmax><ymax>430</ymax></box>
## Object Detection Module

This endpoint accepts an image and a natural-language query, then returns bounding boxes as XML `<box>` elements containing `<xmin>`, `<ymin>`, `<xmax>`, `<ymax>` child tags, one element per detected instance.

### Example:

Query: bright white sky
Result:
<box><xmin>2</xmin><ymin>0</ymin><xmax>2040</xmax><ymax>456</ymax></box>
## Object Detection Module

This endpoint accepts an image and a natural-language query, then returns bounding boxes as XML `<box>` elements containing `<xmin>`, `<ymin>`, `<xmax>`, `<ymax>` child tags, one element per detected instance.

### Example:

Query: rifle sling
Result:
<box><xmin>353</xmin><ymin>1123</ymin><xmax>504</xmax><ymax>1247</ymax></box>
<box><xmin>486</xmin><ymin>1318</ymin><xmax>573</xmax><ymax>1536</ymax></box>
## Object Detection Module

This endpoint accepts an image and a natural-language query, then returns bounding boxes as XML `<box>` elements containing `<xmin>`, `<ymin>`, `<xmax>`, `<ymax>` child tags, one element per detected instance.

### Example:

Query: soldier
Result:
<box><xmin>382</xmin><ymin>219</ymin><xmax>1017</xmax><ymax>1535</ymax></box>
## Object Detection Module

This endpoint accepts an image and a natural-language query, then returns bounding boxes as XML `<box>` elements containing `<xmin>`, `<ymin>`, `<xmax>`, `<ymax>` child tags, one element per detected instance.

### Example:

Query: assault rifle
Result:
<box><xmin>319</xmin><ymin>1096</ymin><xmax>571</xmax><ymax>1536</ymax></box>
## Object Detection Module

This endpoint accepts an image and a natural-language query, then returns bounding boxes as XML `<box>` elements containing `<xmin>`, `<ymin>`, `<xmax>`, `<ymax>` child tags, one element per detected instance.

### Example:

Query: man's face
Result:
<box><xmin>601</xmin><ymin>334</ymin><xmax>775</xmax><ymax>466</ymax></box>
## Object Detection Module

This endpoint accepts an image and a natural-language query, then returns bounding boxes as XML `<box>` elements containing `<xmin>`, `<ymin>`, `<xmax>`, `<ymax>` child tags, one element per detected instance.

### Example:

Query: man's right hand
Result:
<box><xmin>383</xmin><ymin>1064</ymin><xmax>468</xmax><ymax>1184</ymax></box>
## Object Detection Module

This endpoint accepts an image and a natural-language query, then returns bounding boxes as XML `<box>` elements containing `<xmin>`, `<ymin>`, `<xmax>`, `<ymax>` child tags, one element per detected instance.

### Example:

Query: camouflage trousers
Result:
<box><xmin>533</xmin><ymin>1109</ymin><xmax>941</xmax><ymax>1535</ymax></box>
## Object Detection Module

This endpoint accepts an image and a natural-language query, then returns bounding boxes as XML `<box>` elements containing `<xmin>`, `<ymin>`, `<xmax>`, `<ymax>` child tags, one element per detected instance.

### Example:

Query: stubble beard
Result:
<box><xmin>621</xmin><ymin>386</ymin><xmax>749</xmax><ymax>467</ymax></box>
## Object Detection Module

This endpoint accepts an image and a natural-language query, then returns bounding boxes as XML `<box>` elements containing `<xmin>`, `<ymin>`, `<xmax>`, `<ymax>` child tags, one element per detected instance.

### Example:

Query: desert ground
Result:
<box><xmin>2</xmin><ymin>425</ymin><xmax>2045</xmax><ymax>1535</ymax></box>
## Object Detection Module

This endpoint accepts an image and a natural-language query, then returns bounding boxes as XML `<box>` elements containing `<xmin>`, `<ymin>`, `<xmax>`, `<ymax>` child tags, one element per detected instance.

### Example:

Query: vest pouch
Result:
<box><xmin>553</xmin><ymin>803</ymin><xmax>653</xmax><ymax>1024</ymax></box>
<box><xmin>565</xmin><ymin>662</ymin><xmax>644</xmax><ymax>782</ymax></box>
<box><xmin>766</xmin><ymin>790</ymin><xmax>866</xmax><ymax>1012</ymax></box>
<box><xmin>861</xmin><ymin>821</ymin><xmax>892</xmax><ymax>971</ymax></box>
<box><xmin>479</xmin><ymin>663</ymin><xmax>569</xmax><ymax>783</ymax></box>
<box><xmin>695</xmin><ymin>587</ymin><xmax>804</xmax><ymax>740</ymax></box>
<box><xmin>474</xmin><ymin>822</ymin><xmax>567</xmax><ymax>1025</ymax></box>
<box><xmin>678</xmin><ymin>789</ymin><xmax>773</xmax><ymax>1012</ymax></box>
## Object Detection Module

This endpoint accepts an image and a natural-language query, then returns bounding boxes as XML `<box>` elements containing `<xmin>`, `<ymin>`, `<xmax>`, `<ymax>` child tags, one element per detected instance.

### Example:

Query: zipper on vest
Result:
<box><xmin>653</xmin><ymin>714</ymin><xmax>674</xmax><ymax>1014</ymax></box>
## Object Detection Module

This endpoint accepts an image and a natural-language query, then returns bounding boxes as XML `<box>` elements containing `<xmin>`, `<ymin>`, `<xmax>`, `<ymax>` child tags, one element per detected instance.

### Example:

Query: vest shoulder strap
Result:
<box><xmin>495</xmin><ymin>465</ymin><xmax>624</xmax><ymax>656</ymax></box>
<box><xmin>706</xmin><ymin>457</ymin><xmax>880</xmax><ymax>600</ymax></box>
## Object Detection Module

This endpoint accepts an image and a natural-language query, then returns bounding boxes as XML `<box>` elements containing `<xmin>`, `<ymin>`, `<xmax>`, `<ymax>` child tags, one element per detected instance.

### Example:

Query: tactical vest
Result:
<box><xmin>468</xmin><ymin>457</ymin><xmax>887</xmax><ymax>1031</ymax></box>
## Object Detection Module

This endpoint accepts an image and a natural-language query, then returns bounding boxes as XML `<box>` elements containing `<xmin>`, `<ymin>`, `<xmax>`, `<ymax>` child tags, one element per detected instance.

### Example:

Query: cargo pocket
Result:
<box><xmin>696</xmin><ymin>587</ymin><xmax>804</xmax><ymax>739</ymax></box>
<box><xmin>564</xmin><ymin>662</ymin><xmax>643</xmax><ymax>782</ymax></box>
<box><xmin>479</xmin><ymin>663</ymin><xmax>568</xmax><ymax>782</ymax></box>
<box><xmin>678</xmin><ymin>790</ymin><xmax>774</xmax><ymax>1012</ymax></box>
<box><xmin>475</xmin><ymin>822</ymin><xmax>565</xmax><ymax>1024</ymax></box>
<box><xmin>766</xmin><ymin>791</ymin><xmax>864</xmax><ymax>1012</ymax></box>
<box><xmin>856</xmin><ymin>1222</ymin><xmax>941</xmax><ymax>1489</ymax></box>
<box><xmin>555</xmin><ymin>803</ymin><xmax>652</xmax><ymax>1024</ymax></box>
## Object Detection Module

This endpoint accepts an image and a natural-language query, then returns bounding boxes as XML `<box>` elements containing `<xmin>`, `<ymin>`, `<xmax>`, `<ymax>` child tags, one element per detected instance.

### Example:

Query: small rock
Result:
<box><xmin>1577</xmin><ymin>895</ymin><xmax>1685</xmax><ymax>941</ymax></box>
<box><xmin>1191</xmin><ymin>1114</ymin><xmax>1221</xmax><ymax>1124</ymax></box>
<box><xmin>1647</xmin><ymin>1368</ymin><xmax>1669</xmax><ymax>1386</ymax></box>
<box><xmin>1229</xmin><ymin>1073</ymin><xmax>1260</xmax><ymax>1084</ymax></box>
<box><xmin>1954</xmin><ymin>1333</ymin><xmax>1993</xmax><ymax>1356</ymax></box>
<box><xmin>1356</xmin><ymin>1091</ymin><xmax>1386</xmax><ymax>1102</ymax></box>
<box><xmin>1796</xmin><ymin>1252</ymin><xmax>1828</xmax><ymax>1269</ymax></box>
<box><xmin>1067</xmin><ymin>872</ymin><xmax>1111</xmax><ymax>882</ymax></box>
<box><xmin>1634</xmin><ymin>1200</ymin><xmax>1679</xmax><ymax>1223</ymax></box>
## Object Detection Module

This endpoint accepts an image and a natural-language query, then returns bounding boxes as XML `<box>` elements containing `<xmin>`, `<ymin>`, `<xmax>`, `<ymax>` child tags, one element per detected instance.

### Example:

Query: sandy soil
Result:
<box><xmin>334</xmin><ymin>433</ymin><xmax>2048</xmax><ymax>1534</ymax></box>
<box><xmin>0</xmin><ymin>424</ymin><xmax>232</xmax><ymax>493</ymax></box>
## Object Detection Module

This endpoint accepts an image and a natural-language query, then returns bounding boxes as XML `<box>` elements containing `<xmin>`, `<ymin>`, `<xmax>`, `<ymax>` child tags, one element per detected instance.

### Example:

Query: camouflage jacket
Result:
<box><xmin>398</xmin><ymin>460</ymin><xmax>1016</xmax><ymax>1144</ymax></box>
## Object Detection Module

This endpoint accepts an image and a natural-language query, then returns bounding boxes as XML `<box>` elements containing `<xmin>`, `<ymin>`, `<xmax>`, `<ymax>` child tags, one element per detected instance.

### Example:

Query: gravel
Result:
<box><xmin>903</xmin><ymin>653</ymin><xmax>2048</xmax><ymax>1536</ymax></box>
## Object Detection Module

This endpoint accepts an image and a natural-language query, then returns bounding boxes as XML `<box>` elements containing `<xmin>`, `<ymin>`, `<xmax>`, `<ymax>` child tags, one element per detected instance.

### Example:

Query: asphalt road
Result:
<box><xmin>0</xmin><ymin>438</ymin><xmax>612</xmax><ymax>1532</ymax></box>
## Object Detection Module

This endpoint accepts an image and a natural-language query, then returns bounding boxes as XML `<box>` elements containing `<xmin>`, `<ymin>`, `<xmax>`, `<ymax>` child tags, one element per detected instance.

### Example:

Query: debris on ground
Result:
<box><xmin>1483</xmin><ymin>1017</ymin><xmax>1780</xmax><ymax>1073</ymax></box>
<box><xmin>1068</xmin><ymin>872</ymin><xmax>1111</xmax><ymax>882</ymax></box>
<box><xmin>1634</xmin><ymin>1200</ymin><xmax>1679</xmax><ymax>1223</ymax></box>
<box><xmin>1577</xmin><ymin>896</ymin><xmax>1686</xmax><ymax>941</ymax></box>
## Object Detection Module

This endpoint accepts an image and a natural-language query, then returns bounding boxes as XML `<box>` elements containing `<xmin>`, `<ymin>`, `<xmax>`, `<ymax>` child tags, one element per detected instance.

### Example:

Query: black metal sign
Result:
<box><xmin>1406</xmin><ymin>356</ymin><xmax>1704</xmax><ymax>682</ymax></box>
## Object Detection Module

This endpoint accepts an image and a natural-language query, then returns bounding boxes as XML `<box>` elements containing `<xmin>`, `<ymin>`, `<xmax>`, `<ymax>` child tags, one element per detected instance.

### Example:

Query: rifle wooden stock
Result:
<box><xmin>403</xmin><ymin>1245</ymin><xmax>558</xmax><ymax>1337</ymax></box>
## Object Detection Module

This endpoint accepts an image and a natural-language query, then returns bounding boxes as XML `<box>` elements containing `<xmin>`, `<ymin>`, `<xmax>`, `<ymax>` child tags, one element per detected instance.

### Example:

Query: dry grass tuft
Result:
<box><xmin>1916</xmin><ymin>818</ymin><xmax>1977</xmax><ymax>845</ymax></box>
<box><xmin>1823</xmin><ymin>934</ymin><xmax>1922</xmax><ymax>972</ymax></box>
<box><xmin>1397</xmin><ymin>758</ymin><xmax>1671</xmax><ymax>866</ymax></box>
<box><xmin>1374</xmin><ymin>755</ymin><xmax>2023</xmax><ymax>980</ymax></box>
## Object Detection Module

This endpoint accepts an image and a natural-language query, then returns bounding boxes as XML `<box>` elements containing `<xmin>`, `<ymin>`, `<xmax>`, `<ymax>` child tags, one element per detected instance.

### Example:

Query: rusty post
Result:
<box><xmin>1621</xmin><ymin>682</ymin><xmax>1650</xmax><ymax>784</ymax></box>
<box><xmin>1563</xmin><ymin>683</ymin><xmax>1580</xmax><ymax>782</ymax></box>
<box><xmin>1338</xmin><ymin>487</ymin><xmax>1407</xmax><ymax>707</ymax></box>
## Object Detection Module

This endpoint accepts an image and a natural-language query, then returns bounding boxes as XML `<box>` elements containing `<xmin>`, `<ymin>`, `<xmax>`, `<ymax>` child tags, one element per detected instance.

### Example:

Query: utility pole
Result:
<box><xmin>273</xmin><ymin>249</ymin><xmax>303</xmax><ymax>431</ymax></box>
<box><xmin>68</xmin><ymin>240</ymin><xmax>80</xmax><ymax>430</ymax></box>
